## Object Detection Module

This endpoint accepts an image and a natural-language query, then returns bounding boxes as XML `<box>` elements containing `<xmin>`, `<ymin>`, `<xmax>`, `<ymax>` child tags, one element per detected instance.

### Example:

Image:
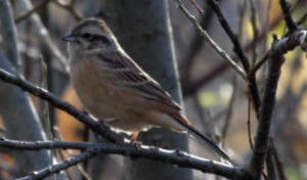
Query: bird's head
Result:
<box><xmin>63</xmin><ymin>18</ymin><xmax>118</xmax><ymax>60</ymax></box>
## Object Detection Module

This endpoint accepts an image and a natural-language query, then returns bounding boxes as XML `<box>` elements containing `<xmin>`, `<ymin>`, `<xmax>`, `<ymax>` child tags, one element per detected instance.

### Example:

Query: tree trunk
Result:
<box><xmin>0</xmin><ymin>1</ymin><xmax>58</xmax><ymax>178</ymax></box>
<box><xmin>98</xmin><ymin>0</ymin><xmax>192</xmax><ymax>179</ymax></box>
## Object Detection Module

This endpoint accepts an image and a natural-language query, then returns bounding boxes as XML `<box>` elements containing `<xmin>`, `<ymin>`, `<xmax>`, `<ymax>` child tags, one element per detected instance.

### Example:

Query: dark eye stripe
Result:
<box><xmin>82</xmin><ymin>33</ymin><xmax>94</xmax><ymax>40</ymax></box>
<box><xmin>81</xmin><ymin>33</ymin><xmax>111</xmax><ymax>45</ymax></box>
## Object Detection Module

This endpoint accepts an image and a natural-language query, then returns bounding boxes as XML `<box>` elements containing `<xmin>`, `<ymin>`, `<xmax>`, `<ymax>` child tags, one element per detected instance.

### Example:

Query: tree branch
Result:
<box><xmin>247</xmin><ymin>37</ymin><xmax>285</xmax><ymax>180</ymax></box>
<box><xmin>205</xmin><ymin>0</ymin><xmax>250</xmax><ymax>71</ymax></box>
<box><xmin>250</xmin><ymin>29</ymin><xmax>307</xmax><ymax>75</ymax></box>
<box><xmin>0</xmin><ymin>66</ymin><xmax>249</xmax><ymax>179</ymax></box>
<box><xmin>53</xmin><ymin>0</ymin><xmax>82</xmax><ymax>21</ymax></box>
<box><xmin>17</xmin><ymin>148</ymin><xmax>101</xmax><ymax>180</ymax></box>
<box><xmin>0</xmin><ymin>138</ymin><xmax>97</xmax><ymax>151</ymax></box>
<box><xmin>15</xmin><ymin>0</ymin><xmax>69</xmax><ymax>72</ymax></box>
<box><xmin>15</xmin><ymin>0</ymin><xmax>51</xmax><ymax>23</ymax></box>
<box><xmin>183</xmin><ymin>8</ymin><xmax>287</xmax><ymax>97</ymax></box>
<box><xmin>7</xmin><ymin>139</ymin><xmax>244</xmax><ymax>180</ymax></box>
<box><xmin>279</xmin><ymin>0</ymin><xmax>298</xmax><ymax>31</ymax></box>
<box><xmin>176</xmin><ymin>0</ymin><xmax>247</xmax><ymax>80</ymax></box>
<box><xmin>0</xmin><ymin>67</ymin><xmax>123</xmax><ymax>144</ymax></box>
<box><xmin>298</xmin><ymin>11</ymin><xmax>307</xmax><ymax>25</ymax></box>
<box><xmin>176</xmin><ymin>0</ymin><xmax>261</xmax><ymax>116</ymax></box>
<box><xmin>0</xmin><ymin>0</ymin><xmax>20</xmax><ymax>69</ymax></box>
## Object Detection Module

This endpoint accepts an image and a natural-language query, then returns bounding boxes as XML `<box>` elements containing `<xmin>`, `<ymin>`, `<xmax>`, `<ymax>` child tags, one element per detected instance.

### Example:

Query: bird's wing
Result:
<box><xmin>97</xmin><ymin>51</ymin><xmax>182</xmax><ymax>111</ymax></box>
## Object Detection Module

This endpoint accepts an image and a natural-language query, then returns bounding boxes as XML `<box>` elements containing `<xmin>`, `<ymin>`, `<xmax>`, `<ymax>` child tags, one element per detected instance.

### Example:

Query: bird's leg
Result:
<box><xmin>82</xmin><ymin>110</ymin><xmax>90</xmax><ymax>116</ymax></box>
<box><xmin>131</xmin><ymin>131</ymin><xmax>139</xmax><ymax>142</ymax></box>
<box><xmin>130</xmin><ymin>131</ymin><xmax>142</xmax><ymax>148</ymax></box>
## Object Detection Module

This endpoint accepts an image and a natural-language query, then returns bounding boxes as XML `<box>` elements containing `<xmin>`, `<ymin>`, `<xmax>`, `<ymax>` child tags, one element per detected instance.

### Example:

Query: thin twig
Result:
<box><xmin>279</xmin><ymin>0</ymin><xmax>298</xmax><ymax>31</ymax></box>
<box><xmin>298</xmin><ymin>12</ymin><xmax>307</xmax><ymax>25</ymax></box>
<box><xmin>204</xmin><ymin>0</ymin><xmax>262</xmax><ymax>118</ymax></box>
<box><xmin>17</xmin><ymin>148</ymin><xmax>102</xmax><ymax>180</ymax></box>
<box><xmin>15</xmin><ymin>0</ymin><xmax>69</xmax><ymax>73</ymax></box>
<box><xmin>53</xmin><ymin>0</ymin><xmax>82</xmax><ymax>21</ymax></box>
<box><xmin>188</xmin><ymin>0</ymin><xmax>204</xmax><ymax>14</ymax></box>
<box><xmin>265</xmin><ymin>142</ymin><xmax>277</xmax><ymax>180</ymax></box>
<box><xmin>249</xmin><ymin>0</ymin><xmax>259</xmax><ymax>66</ymax></box>
<box><xmin>205</xmin><ymin>0</ymin><xmax>250</xmax><ymax>71</ymax></box>
<box><xmin>221</xmin><ymin>75</ymin><xmax>237</xmax><ymax>140</ymax></box>
<box><xmin>247</xmin><ymin>95</ymin><xmax>254</xmax><ymax>151</ymax></box>
<box><xmin>263</xmin><ymin>0</ymin><xmax>273</xmax><ymax>33</ymax></box>
<box><xmin>180</xmin><ymin>2</ymin><xmax>215</xmax><ymax>84</ymax></box>
<box><xmin>176</xmin><ymin>0</ymin><xmax>247</xmax><ymax>80</ymax></box>
<box><xmin>0</xmin><ymin>138</ymin><xmax>98</xmax><ymax>150</ymax></box>
<box><xmin>271</xmin><ymin>140</ymin><xmax>287</xmax><ymax>180</ymax></box>
<box><xmin>15</xmin><ymin>0</ymin><xmax>51</xmax><ymax>23</ymax></box>
<box><xmin>53</xmin><ymin>127</ymin><xmax>91</xmax><ymax>180</ymax></box>
<box><xmin>250</xmin><ymin>29</ymin><xmax>307</xmax><ymax>74</ymax></box>
<box><xmin>183</xmin><ymin>7</ymin><xmax>286</xmax><ymax>97</ymax></box>
<box><xmin>0</xmin><ymin>0</ymin><xmax>20</xmax><ymax>70</ymax></box>
<box><xmin>237</xmin><ymin>0</ymin><xmax>248</xmax><ymax>43</ymax></box>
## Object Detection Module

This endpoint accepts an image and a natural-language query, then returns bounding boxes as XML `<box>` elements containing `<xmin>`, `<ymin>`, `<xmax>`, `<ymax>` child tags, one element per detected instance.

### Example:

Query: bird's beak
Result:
<box><xmin>62</xmin><ymin>34</ymin><xmax>76</xmax><ymax>42</ymax></box>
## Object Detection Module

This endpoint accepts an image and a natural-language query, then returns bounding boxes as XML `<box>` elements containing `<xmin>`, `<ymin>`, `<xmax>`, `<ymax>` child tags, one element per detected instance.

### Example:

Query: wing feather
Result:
<box><xmin>97</xmin><ymin>52</ymin><xmax>181</xmax><ymax>111</ymax></box>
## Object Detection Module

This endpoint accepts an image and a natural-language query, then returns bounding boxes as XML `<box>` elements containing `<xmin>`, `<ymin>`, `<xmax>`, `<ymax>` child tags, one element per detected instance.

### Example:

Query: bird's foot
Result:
<box><xmin>130</xmin><ymin>131</ymin><xmax>142</xmax><ymax>149</ymax></box>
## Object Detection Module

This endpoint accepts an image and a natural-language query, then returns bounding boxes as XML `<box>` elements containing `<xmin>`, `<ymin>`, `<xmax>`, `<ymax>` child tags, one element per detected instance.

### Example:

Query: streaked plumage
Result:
<box><xmin>64</xmin><ymin>18</ymin><xmax>231</xmax><ymax>162</ymax></box>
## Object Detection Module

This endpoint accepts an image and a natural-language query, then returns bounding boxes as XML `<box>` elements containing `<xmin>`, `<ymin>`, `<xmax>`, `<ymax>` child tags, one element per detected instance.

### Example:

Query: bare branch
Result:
<box><xmin>298</xmin><ymin>12</ymin><xmax>307</xmax><ymax>25</ymax></box>
<box><xmin>250</xmin><ymin>29</ymin><xmax>307</xmax><ymax>74</ymax></box>
<box><xmin>248</xmin><ymin>0</ymin><xmax>259</xmax><ymax>66</ymax></box>
<box><xmin>0</xmin><ymin>138</ymin><xmax>97</xmax><ymax>150</ymax></box>
<box><xmin>176</xmin><ymin>0</ymin><xmax>247</xmax><ymax>80</ymax></box>
<box><xmin>176</xmin><ymin>0</ymin><xmax>262</xmax><ymax>117</ymax></box>
<box><xmin>53</xmin><ymin>0</ymin><xmax>82</xmax><ymax>21</ymax></box>
<box><xmin>17</xmin><ymin>148</ymin><xmax>101</xmax><ymax>180</ymax></box>
<box><xmin>248</xmin><ymin>37</ymin><xmax>285</xmax><ymax>180</ymax></box>
<box><xmin>15</xmin><ymin>0</ymin><xmax>51</xmax><ymax>23</ymax></box>
<box><xmin>270</xmin><ymin>139</ymin><xmax>287</xmax><ymax>180</ymax></box>
<box><xmin>187</xmin><ymin>0</ymin><xmax>204</xmax><ymax>14</ymax></box>
<box><xmin>15</xmin><ymin>0</ymin><xmax>69</xmax><ymax>72</ymax></box>
<box><xmin>183</xmin><ymin>8</ymin><xmax>287</xmax><ymax>97</ymax></box>
<box><xmin>221</xmin><ymin>76</ymin><xmax>237</xmax><ymax>140</ymax></box>
<box><xmin>279</xmin><ymin>0</ymin><xmax>298</xmax><ymax>31</ymax></box>
<box><xmin>0</xmin><ymin>68</ymin><xmax>123</xmax><ymax>144</ymax></box>
<box><xmin>0</xmin><ymin>67</ymin><xmax>245</xmax><ymax>179</ymax></box>
<box><xmin>247</xmin><ymin>96</ymin><xmax>254</xmax><ymax>151</ymax></box>
<box><xmin>10</xmin><ymin>140</ymin><xmax>245</xmax><ymax>180</ymax></box>
<box><xmin>205</xmin><ymin>0</ymin><xmax>250</xmax><ymax>71</ymax></box>
<box><xmin>0</xmin><ymin>0</ymin><xmax>20</xmax><ymax>69</ymax></box>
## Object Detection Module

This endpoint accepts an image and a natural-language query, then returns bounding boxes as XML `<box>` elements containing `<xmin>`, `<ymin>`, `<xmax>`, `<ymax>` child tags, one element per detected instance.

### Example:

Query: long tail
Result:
<box><xmin>185</xmin><ymin>124</ymin><xmax>233</xmax><ymax>164</ymax></box>
<box><xmin>173</xmin><ymin>117</ymin><xmax>233</xmax><ymax>164</ymax></box>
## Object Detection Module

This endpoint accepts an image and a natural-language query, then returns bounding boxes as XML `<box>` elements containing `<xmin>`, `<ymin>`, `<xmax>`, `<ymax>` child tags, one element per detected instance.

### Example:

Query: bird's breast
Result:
<box><xmin>70</xmin><ymin>58</ymin><xmax>149</xmax><ymax>119</ymax></box>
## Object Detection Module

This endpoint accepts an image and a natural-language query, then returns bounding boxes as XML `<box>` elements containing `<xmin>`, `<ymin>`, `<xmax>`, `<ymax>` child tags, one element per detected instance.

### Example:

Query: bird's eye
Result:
<box><xmin>82</xmin><ymin>33</ymin><xmax>94</xmax><ymax>41</ymax></box>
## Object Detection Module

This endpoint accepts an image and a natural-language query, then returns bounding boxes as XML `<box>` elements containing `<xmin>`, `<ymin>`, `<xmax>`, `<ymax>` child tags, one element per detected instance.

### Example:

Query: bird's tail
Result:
<box><xmin>185</xmin><ymin>124</ymin><xmax>233</xmax><ymax>164</ymax></box>
<box><xmin>162</xmin><ymin>109</ymin><xmax>233</xmax><ymax>164</ymax></box>
<box><xmin>173</xmin><ymin>116</ymin><xmax>233</xmax><ymax>164</ymax></box>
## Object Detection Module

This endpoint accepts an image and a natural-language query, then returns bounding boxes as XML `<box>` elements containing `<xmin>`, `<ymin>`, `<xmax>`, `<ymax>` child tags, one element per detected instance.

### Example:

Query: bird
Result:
<box><xmin>63</xmin><ymin>18</ymin><xmax>231</xmax><ymax>162</ymax></box>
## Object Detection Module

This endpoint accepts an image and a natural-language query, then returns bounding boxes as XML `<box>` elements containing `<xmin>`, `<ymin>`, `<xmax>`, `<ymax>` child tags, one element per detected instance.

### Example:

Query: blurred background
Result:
<box><xmin>0</xmin><ymin>0</ymin><xmax>306</xmax><ymax>179</ymax></box>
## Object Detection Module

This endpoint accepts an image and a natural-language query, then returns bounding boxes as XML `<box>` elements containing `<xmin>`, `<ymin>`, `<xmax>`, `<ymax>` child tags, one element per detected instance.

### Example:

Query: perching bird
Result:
<box><xmin>63</xmin><ymin>18</ymin><xmax>231</xmax><ymax>162</ymax></box>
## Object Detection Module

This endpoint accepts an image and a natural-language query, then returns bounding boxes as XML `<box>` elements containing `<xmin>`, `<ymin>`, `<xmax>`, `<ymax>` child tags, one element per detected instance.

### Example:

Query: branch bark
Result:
<box><xmin>0</xmin><ymin>138</ymin><xmax>244</xmax><ymax>180</ymax></box>
<box><xmin>247</xmin><ymin>26</ymin><xmax>307</xmax><ymax>179</ymax></box>
<box><xmin>0</xmin><ymin>67</ymin><xmax>123</xmax><ymax>144</ymax></box>
<box><xmin>248</xmin><ymin>47</ymin><xmax>284</xmax><ymax>180</ymax></box>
